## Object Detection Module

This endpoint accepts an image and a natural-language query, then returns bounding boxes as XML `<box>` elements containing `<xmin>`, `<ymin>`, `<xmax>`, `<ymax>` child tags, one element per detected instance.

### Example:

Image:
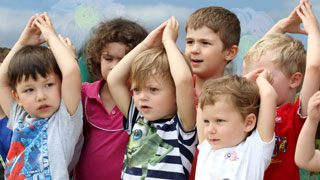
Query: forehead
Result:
<box><xmin>132</xmin><ymin>75</ymin><xmax>173</xmax><ymax>87</ymax></box>
<box><xmin>101</xmin><ymin>42</ymin><xmax>129</xmax><ymax>58</ymax></box>
<box><xmin>186</xmin><ymin>26</ymin><xmax>220</xmax><ymax>41</ymax></box>
<box><xmin>17</xmin><ymin>72</ymin><xmax>59</xmax><ymax>87</ymax></box>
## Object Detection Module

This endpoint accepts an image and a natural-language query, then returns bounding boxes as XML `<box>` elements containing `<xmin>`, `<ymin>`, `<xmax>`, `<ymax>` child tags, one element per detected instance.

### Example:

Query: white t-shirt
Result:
<box><xmin>196</xmin><ymin>130</ymin><xmax>275</xmax><ymax>180</ymax></box>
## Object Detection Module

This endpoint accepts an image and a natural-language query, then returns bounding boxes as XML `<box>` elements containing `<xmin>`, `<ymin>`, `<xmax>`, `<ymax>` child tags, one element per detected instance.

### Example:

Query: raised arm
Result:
<box><xmin>256</xmin><ymin>70</ymin><xmax>277</xmax><ymax>142</ymax></box>
<box><xmin>296</xmin><ymin>0</ymin><xmax>320</xmax><ymax>116</ymax></box>
<box><xmin>107</xmin><ymin>21</ymin><xmax>167</xmax><ymax>118</ymax></box>
<box><xmin>265</xmin><ymin>2</ymin><xmax>306</xmax><ymax>36</ymax></box>
<box><xmin>295</xmin><ymin>91</ymin><xmax>320</xmax><ymax>171</ymax></box>
<box><xmin>0</xmin><ymin>15</ymin><xmax>46</xmax><ymax>117</ymax></box>
<box><xmin>162</xmin><ymin>16</ymin><xmax>196</xmax><ymax>131</ymax></box>
<box><xmin>34</xmin><ymin>13</ymin><xmax>81</xmax><ymax>115</ymax></box>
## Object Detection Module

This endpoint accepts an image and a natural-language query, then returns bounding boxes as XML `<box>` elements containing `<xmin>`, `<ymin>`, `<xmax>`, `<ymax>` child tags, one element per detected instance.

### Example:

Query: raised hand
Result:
<box><xmin>257</xmin><ymin>69</ymin><xmax>274</xmax><ymax>85</ymax></box>
<box><xmin>141</xmin><ymin>20</ymin><xmax>168</xmax><ymax>49</ymax></box>
<box><xmin>33</xmin><ymin>12</ymin><xmax>57</xmax><ymax>44</ymax></box>
<box><xmin>296</xmin><ymin>0</ymin><xmax>319</xmax><ymax>35</ymax></box>
<box><xmin>17</xmin><ymin>15</ymin><xmax>46</xmax><ymax>47</ymax></box>
<box><xmin>57</xmin><ymin>34</ymin><xmax>76</xmax><ymax>59</ymax></box>
<box><xmin>163</xmin><ymin>16</ymin><xmax>179</xmax><ymax>44</ymax></box>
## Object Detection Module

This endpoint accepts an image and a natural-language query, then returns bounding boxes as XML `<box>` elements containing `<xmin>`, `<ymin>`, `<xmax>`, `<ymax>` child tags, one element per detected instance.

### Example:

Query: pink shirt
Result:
<box><xmin>74</xmin><ymin>80</ymin><xmax>129</xmax><ymax>180</ymax></box>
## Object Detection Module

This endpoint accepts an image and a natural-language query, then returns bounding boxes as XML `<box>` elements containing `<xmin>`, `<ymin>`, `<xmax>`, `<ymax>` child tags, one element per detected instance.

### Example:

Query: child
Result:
<box><xmin>184</xmin><ymin>7</ymin><xmax>241</xmax><ymax>179</ymax></box>
<box><xmin>0</xmin><ymin>13</ymin><xmax>83</xmax><ymax>179</ymax></box>
<box><xmin>73</xmin><ymin>18</ymin><xmax>147</xmax><ymax>180</ymax></box>
<box><xmin>243</xmin><ymin>0</ymin><xmax>320</xmax><ymax>179</ymax></box>
<box><xmin>107</xmin><ymin>17</ymin><xmax>197</xmax><ymax>179</ymax></box>
<box><xmin>196</xmin><ymin>71</ymin><xmax>277</xmax><ymax>179</ymax></box>
<box><xmin>295</xmin><ymin>91</ymin><xmax>320</xmax><ymax>172</ymax></box>
<box><xmin>0</xmin><ymin>47</ymin><xmax>11</xmax><ymax>180</ymax></box>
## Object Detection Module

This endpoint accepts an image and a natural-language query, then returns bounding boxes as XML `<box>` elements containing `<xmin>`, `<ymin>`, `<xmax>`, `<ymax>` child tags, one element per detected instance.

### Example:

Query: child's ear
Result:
<box><xmin>289</xmin><ymin>72</ymin><xmax>302</xmax><ymax>89</ymax></box>
<box><xmin>11</xmin><ymin>90</ymin><xmax>23</xmax><ymax>107</ymax></box>
<box><xmin>224</xmin><ymin>45</ymin><xmax>239</xmax><ymax>63</ymax></box>
<box><xmin>244</xmin><ymin>113</ymin><xmax>256</xmax><ymax>132</ymax></box>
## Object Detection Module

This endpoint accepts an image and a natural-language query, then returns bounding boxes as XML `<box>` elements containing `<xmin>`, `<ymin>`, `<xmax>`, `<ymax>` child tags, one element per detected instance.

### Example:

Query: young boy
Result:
<box><xmin>107</xmin><ymin>17</ymin><xmax>197</xmax><ymax>179</ymax></box>
<box><xmin>0</xmin><ymin>13</ymin><xmax>83</xmax><ymax>179</ymax></box>
<box><xmin>184</xmin><ymin>7</ymin><xmax>241</xmax><ymax>179</ymax></box>
<box><xmin>0</xmin><ymin>47</ymin><xmax>12</xmax><ymax>180</ymax></box>
<box><xmin>196</xmin><ymin>71</ymin><xmax>277</xmax><ymax>179</ymax></box>
<box><xmin>243</xmin><ymin>1</ymin><xmax>320</xmax><ymax>179</ymax></box>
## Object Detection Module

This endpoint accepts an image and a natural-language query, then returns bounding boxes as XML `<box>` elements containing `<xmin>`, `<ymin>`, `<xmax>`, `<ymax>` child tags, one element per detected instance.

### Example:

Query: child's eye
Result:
<box><xmin>217</xmin><ymin>119</ymin><xmax>225</xmax><ymax>123</ymax></box>
<box><xmin>150</xmin><ymin>88</ymin><xmax>158</xmax><ymax>92</ymax></box>
<box><xmin>24</xmin><ymin>88</ymin><xmax>34</xmax><ymax>93</ymax></box>
<box><xmin>203</xmin><ymin>119</ymin><xmax>210</xmax><ymax>124</ymax></box>
<box><xmin>186</xmin><ymin>40</ymin><xmax>193</xmax><ymax>45</ymax></box>
<box><xmin>202</xmin><ymin>41</ymin><xmax>211</xmax><ymax>45</ymax></box>
<box><xmin>45</xmin><ymin>83</ymin><xmax>53</xmax><ymax>87</ymax></box>
<box><xmin>133</xmin><ymin>88</ymin><xmax>139</xmax><ymax>92</ymax></box>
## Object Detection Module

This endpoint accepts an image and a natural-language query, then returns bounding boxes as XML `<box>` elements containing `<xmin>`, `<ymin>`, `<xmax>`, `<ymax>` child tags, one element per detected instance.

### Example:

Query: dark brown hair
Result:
<box><xmin>0</xmin><ymin>47</ymin><xmax>10</xmax><ymax>63</ymax></box>
<box><xmin>8</xmin><ymin>45</ymin><xmax>62</xmax><ymax>90</ymax></box>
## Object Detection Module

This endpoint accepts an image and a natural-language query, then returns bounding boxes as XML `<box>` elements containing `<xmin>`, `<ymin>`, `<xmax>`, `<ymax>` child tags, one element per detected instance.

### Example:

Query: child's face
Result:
<box><xmin>13</xmin><ymin>72</ymin><xmax>61</xmax><ymax>118</ymax></box>
<box><xmin>100</xmin><ymin>42</ymin><xmax>128</xmax><ymax>80</ymax></box>
<box><xmin>185</xmin><ymin>26</ymin><xmax>228</xmax><ymax>79</ymax></box>
<box><xmin>244</xmin><ymin>52</ymin><xmax>292</xmax><ymax>106</ymax></box>
<box><xmin>132</xmin><ymin>76</ymin><xmax>176</xmax><ymax>121</ymax></box>
<box><xmin>202</xmin><ymin>97</ymin><xmax>248</xmax><ymax>150</ymax></box>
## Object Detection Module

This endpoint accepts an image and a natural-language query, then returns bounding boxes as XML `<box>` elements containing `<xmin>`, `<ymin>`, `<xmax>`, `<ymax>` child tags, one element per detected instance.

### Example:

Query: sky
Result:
<box><xmin>0</xmin><ymin>0</ymin><xmax>319</xmax><ymax>74</ymax></box>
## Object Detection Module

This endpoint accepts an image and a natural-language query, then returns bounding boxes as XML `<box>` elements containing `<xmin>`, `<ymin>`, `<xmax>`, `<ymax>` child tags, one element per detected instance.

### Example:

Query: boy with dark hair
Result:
<box><xmin>0</xmin><ymin>13</ymin><xmax>83</xmax><ymax>179</ymax></box>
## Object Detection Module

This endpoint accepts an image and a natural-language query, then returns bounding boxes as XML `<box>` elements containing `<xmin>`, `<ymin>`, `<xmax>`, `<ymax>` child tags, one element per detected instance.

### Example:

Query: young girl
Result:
<box><xmin>196</xmin><ymin>72</ymin><xmax>277</xmax><ymax>180</ymax></box>
<box><xmin>73</xmin><ymin>18</ymin><xmax>147</xmax><ymax>180</ymax></box>
<box><xmin>295</xmin><ymin>91</ymin><xmax>320</xmax><ymax>172</ymax></box>
<box><xmin>107</xmin><ymin>17</ymin><xmax>197</xmax><ymax>179</ymax></box>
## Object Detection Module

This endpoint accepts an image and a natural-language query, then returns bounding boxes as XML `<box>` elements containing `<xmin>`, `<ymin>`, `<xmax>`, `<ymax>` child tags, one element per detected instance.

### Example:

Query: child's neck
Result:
<box><xmin>0</xmin><ymin>108</ymin><xmax>6</xmax><ymax>119</ymax></box>
<box><xmin>100</xmin><ymin>82</ymin><xmax>116</xmax><ymax>113</ymax></box>
<box><xmin>194</xmin><ymin>74</ymin><xmax>224</xmax><ymax>97</ymax></box>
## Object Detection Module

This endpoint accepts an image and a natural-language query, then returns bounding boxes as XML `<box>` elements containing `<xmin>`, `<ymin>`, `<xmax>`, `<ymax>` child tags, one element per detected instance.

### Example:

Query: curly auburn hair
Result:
<box><xmin>86</xmin><ymin>18</ymin><xmax>147</xmax><ymax>80</ymax></box>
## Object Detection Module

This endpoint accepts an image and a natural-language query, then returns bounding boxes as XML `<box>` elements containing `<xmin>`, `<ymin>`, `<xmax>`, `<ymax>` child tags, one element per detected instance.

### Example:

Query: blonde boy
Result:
<box><xmin>108</xmin><ymin>17</ymin><xmax>197</xmax><ymax>179</ymax></box>
<box><xmin>0</xmin><ymin>13</ymin><xmax>83</xmax><ymax>179</ymax></box>
<box><xmin>196</xmin><ymin>72</ymin><xmax>277</xmax><ymax>179</ymax></box>
<box><xmin>243</xmin><ymin>1</ymin><xmax>320</xmax><ymax>179</ymax></box>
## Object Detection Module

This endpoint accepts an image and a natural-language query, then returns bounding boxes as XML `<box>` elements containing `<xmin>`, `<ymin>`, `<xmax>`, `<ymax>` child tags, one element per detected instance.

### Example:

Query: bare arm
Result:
<box><xmin>295</xmin><ymin>91</ymin><xmax>320</xmax><ymax>171</ymax></box>
<box><xmin>256</xmin><ymin>70</ymin><xmax>277</xmax><ymax>142</ymax></box>
<box><xmin>162</xmin><ymin>16</ymin><xmax>196</xmax><ymax>131</ymax></box>
<box><xmin>34</xmin><ymin>13</ymin><xmax>81</xmax><ymax>115</ymax></box>
<box><xmin>107</xmin><ymin>21</ymin><xmax>167</xmax><ymax>118</ymax></box>
<box><xmin>0</xmin><ymin>15</ymin><xmax>46</xmax><ymax>118</ymax></box>
<box><xmin>296</xmin><ymin>0</ymin><xmax>320</xmax><ymax>115</ymax></box>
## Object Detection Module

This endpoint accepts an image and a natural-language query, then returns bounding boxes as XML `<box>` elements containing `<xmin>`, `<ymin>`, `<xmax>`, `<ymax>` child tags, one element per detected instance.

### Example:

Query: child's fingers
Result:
<box><xmin>58</xmin><ymin>34</ymin><xmax>67</xmax><ymax>46</ymax></box>
<box><xmin>43</xmin><ymin>12</ymin><xmax>53</xmax><ymax>26</ymax></box>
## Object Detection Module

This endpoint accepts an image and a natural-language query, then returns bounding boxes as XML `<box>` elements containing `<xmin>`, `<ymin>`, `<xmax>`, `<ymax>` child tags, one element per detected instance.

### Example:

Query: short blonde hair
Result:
<box><xmin>199</xmin><ymin>75</ymin><xmax>260</xmax><ymax>120</ymax></box>
<box><xmin>130</xmin><ymin>48</ymin><xmax>174</xmax><ymax>88</ymax></box>
<box><xmin>244</xmin><ymin>33</ymin><xmax>306</xmax><ymax>78</ymax></box>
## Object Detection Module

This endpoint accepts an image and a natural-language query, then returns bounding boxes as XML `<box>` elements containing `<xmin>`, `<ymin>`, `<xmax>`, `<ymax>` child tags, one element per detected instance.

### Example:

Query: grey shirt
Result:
<box><xmin>8</xmin><ymin>100</ymin><xmax>83</xmax><ymax>180</ymax></box>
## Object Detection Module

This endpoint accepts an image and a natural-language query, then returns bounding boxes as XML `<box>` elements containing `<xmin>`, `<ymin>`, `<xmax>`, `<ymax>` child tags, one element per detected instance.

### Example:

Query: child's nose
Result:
<box><xmin>191</xmin><ymin>43</ymin><xmax>200</xmax><ymax>54</ymax></box>
<box><xmin>208</xmin><ymin>124</ymin><xmax>216</xmax><ymax>134</ymax></box>
<box><xmin>138</xmin><ymin>90</ymin><xmax>148</xmax><ymax>100</ymax></box>
<box><xmin>36</xmin><ymin>90</ymin><xmax>46</xmax><ymax>101</ymax></box>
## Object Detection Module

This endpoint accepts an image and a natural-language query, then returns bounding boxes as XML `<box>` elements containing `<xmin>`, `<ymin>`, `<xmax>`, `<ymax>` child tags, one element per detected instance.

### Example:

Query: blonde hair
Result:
<box><xmin>244</xmin><ymin>33</ymin><xmax>306</xmax><ymax>78</ymax></box>
<box><xmin>130</xmin><ymin>48</ymin><xmax>174</xmax><ymax>89</ymax></box>
<box><xmin>199</xmin><ymin>75</ymin><xmax>260</xmax><ymax>120</ymax></box>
